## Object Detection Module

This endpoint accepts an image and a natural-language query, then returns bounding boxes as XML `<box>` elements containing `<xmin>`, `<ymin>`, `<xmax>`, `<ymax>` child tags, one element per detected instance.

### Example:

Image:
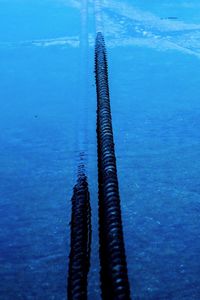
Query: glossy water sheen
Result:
<box><xmin>0</xmin><ymin>1</ymin><xmax>200</xmax><ymax>299</ymax></box>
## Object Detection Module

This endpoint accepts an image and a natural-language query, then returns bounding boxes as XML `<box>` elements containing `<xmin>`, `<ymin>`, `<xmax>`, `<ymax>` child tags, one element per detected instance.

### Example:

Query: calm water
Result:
<box><xmin>1</xmin><ymin>1</ymin><xmax>200</xmax><ymax>299</ymax></box>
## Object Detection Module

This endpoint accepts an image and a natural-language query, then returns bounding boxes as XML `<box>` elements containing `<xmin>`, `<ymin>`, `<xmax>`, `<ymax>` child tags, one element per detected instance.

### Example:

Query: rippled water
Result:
<box><xmin>1</xmin><ymin>1</ymin><xmax>200</xmax><ymax>299</ymax></box>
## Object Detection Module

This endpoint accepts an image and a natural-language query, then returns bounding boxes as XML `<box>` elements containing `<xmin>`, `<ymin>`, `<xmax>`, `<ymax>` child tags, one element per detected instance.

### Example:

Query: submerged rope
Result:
<box><xmin>68</xmin><ymin>3</ymin><xmax>91</xmax><ymax>299</ymax></box>
<box><xmin>95</xmin><ymin>32</ymin><xmax>131</xmax><ymax>300</ymax></box>
<box><xmin>75</xmin><ymin>0</ymin><xmax>89</xmax><ymax>170</ymax></box>
<box><xmin>67</xmin><ymin>164</ymin><xmax>91</xmax><ymax>300</ymax></box>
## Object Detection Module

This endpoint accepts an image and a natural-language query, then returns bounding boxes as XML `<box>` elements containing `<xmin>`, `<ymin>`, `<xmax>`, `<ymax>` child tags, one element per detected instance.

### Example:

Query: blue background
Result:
<box><xmin>0</xmin><ymin>0</ymin><xmax>200</xmax><ymax>299</ymax></box>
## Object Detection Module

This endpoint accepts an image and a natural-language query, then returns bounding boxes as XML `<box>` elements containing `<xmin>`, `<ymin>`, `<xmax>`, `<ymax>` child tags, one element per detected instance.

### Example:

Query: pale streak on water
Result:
<box><xmin>94</xmin><ymin>0</ymin><xmax>104</xmax><ymax>33</ymax></box>
<box><xmin>1</xmin><ymin>0</ymin><xmax>200</xmax><ymax>59</ymax></box>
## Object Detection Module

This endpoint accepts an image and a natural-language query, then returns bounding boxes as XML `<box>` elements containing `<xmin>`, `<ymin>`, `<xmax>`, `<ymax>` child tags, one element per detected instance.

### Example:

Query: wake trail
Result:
<box><xmin>94</xmin><ymin>0</ymin><xmax>104</xmax><ymax>33</ymax></box>
<box><xmin>74</xmin><ymin>0</ymin><xmax>90</xmax><ymax>177</ymax></box>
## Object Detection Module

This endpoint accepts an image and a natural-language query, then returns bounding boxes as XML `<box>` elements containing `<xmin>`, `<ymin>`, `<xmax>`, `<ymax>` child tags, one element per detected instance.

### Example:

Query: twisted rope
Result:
<box><xmin>95</xmin><ymin>32</ymin><xmax>131</xmax><ymax>300</ymax></box>
<box><xmin>67</xmin><ymin>167</ymin><xmax>91</xmax><ymax>300</ymax></box>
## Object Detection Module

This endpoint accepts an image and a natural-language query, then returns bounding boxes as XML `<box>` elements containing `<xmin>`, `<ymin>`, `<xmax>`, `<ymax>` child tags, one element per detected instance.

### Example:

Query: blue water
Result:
<box><xmin>1</xmin><ymin>1</ymin><xmax>200</xmax><ymax>299</ymax></box>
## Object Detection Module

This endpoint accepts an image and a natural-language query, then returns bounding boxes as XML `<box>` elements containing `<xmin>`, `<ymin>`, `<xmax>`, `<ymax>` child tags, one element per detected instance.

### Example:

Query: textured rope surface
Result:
<box><xmin>67</xmin><ymin>168</ymin><xmax>91</xmax><ymax>300</ymax></box>
<box><xmin>95</xmin><ymin>32</ymin><xmax>131</xmax><ymax>300</ymax></box>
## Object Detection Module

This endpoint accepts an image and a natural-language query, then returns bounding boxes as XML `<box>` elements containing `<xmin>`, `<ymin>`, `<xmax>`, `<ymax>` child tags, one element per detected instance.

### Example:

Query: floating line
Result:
<box><xmin>95</xmin><ymin>32</ymin><xmax>131</xmax><ymax>300</ymax></box>
<box><xmin>67</xmin><ymin>164</ymin><xmax>92</xmax><ymax>300</ymax></box>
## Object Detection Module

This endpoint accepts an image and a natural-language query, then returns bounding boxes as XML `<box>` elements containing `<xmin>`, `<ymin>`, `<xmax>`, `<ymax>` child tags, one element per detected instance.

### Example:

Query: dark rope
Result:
<box><xmin>67</xmin><ymin>163</ymin><xmax>91</xmax><ymax>300</ymax></box>
<box><xmin>95</xmin><ymin>32</ymin><xmax>131</xmax><ymax>300</ymax></box>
